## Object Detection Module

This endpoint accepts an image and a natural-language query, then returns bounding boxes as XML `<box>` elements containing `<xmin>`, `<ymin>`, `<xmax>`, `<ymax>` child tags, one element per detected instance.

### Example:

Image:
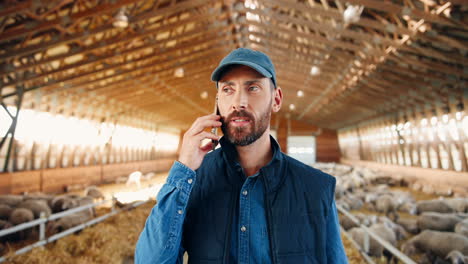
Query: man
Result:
<box><xmin>135</xmin><ymin>48</ymin><xmax>348</xmax><ymax>263</ymax></box>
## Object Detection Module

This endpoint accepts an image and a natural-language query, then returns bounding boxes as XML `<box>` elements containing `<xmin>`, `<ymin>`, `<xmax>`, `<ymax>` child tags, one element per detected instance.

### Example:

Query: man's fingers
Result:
<box><xmin>187</xmin><ymin>117</ymin><xmax>221</xmax><ymax>136</ymax></box>
<box><xmin>196</xmin><ymin>131</ymin><xmax>220</xmax><ymax>142</ymax></box>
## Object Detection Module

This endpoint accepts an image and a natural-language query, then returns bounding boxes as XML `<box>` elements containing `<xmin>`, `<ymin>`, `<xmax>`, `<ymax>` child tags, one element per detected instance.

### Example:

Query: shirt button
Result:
<box><xmin>178</xmin><ymin>210</ymin><xmax>183</xmax><ymax>215</ymax></box>
<box><xmin>242</xmin><ymin>190</ymin><xmax>248</xmax><ymax>196</ymax></box>
<box><xmin>187</xmin><ymin>178</ymin><xmax>193</xmax><ymax>184</ymax></box>
<box><xmin>241</xmin><ymin>226</ymin><xmax>247</xmax><ymax>232</ymax></box>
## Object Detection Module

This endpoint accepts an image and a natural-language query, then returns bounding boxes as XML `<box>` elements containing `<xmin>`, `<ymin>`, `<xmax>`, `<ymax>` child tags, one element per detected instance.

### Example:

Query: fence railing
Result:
<box><xmin>337</xmin><ymin>204</ymin><xmax>417</xmax><ymax>264</ymax></box>
<box><xmin>0</xmin><ymin>197</ymin><xmax>151</xmax><ymax>262</ymax></box>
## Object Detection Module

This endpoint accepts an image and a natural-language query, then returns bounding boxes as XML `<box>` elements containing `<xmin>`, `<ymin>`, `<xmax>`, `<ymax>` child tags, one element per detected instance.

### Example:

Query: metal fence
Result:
<box><xmin>337</xmin><ymin>204</ymin><xmax>417</xmax><ymax>264</ymax></box>
<box><xmin>0</xmin><ymin>197</ymin><xmax>150</xmax><ymax>262</ymax></box>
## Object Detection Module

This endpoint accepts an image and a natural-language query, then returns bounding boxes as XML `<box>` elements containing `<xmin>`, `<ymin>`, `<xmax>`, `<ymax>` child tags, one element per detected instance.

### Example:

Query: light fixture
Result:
<box><xmin>343</xmin><ymin>5</ymin><xmax>364</xmax><ymax>24</ymax></box>
<box><xmin>113</xmin><ymin>8</ymin><xmax>129</xmax><ymax>28</ymax></box>
<box><xmin>297</xmin><ymin>90</ymin><xmax>304</xmax><ymax>97</ymax></box>
<box><xmin>174</xmin><ymin>67</ymin><xmax>184</xmax><ymax>78</ymax></box>
<box><xmin>310</xmin><ymin>66</ymin><xmax>320</xmax><ymax>76</ymax></box>
<box><xmin>200</xmin><ymin>91</ymin><xmax>208</xmax><ymax>99</ymax></box>
<box><xmin>289</xmin><ymin>104</ymin><xmax>296</xmax><ymax>111</ymax></box>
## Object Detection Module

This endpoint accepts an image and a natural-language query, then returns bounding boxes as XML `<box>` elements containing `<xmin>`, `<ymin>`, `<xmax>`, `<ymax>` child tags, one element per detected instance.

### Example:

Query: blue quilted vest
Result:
<box><xmin>182</xmin><ymin>136</ymin><xmax>336</xmax><ymax>264</ymax></box>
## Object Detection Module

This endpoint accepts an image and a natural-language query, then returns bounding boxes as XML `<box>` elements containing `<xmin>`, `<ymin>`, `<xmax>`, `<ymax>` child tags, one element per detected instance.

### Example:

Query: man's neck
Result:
<box><xmin>235</xmin><ymin>130</ymin><xmax>273</xmax><ymax>177</ymax></box>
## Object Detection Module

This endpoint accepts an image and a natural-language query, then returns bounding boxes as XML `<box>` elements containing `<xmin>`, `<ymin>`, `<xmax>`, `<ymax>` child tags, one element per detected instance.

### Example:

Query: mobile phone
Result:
<box><xmin>211</xmin><ymin>96</ymin><xmax>219</xmax><ymax>151</ymax></box>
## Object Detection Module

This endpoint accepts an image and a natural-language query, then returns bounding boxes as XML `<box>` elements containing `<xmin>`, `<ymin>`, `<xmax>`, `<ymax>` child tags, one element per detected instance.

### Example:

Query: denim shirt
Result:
<box><xmin>135</xmin><ymin>161</ymin><xmax>193</xmax><ymax>264</ymax></box>
<box><xmin>135</xmin><ymin>161</ymin><xmax>272</xmax><ymax>263</ymax></box>
<box><xmin>135</xmin><ymin>138</ymin><xmax>347</xmax><ymax>264</ymax></box>
<box><xmin>229</xmin><ymin>170</ymin><xmax>272</xmax><ymax>263</ymax></box>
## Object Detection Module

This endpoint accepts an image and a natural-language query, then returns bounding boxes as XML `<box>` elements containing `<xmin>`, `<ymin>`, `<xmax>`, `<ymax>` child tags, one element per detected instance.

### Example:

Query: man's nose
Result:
<box><xmin>232</xmin><ymin>90</ymin><xmax>248</xmax><ymax>110</ymax></box>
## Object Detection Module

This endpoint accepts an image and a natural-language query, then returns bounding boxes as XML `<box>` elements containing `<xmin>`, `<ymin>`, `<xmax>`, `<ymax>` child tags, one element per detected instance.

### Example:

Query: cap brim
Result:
<box><xmin>211</xmin><ymin>61</ymin><xmax>273</xmax><ymax>82</ymax></box>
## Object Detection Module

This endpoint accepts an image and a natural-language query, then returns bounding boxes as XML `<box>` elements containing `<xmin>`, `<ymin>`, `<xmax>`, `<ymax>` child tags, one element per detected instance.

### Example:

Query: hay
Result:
<box><xmin>342</xmin><ymin>234</ymin><xmax>366</xmax><ymax>264</ymax></box>
<box><xmin>5</xmin><ymin>200</ymin><xmax>155</xmax><ymax>264</ymax></box>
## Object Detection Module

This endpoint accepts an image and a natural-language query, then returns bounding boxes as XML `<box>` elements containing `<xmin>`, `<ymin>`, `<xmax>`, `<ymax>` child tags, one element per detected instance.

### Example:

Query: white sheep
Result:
<box><xmin>126</xmin><ymin>171</ymin><xmax>142</xmax><ymax>188</ymax></box>
<box><xmin>143</xmin><ymin>172</ymin><xmax>156</xmax><ymax>181</ymax></box>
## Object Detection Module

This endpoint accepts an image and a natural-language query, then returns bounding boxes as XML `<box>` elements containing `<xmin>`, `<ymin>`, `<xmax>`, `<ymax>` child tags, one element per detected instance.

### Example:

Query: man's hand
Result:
<box><xmin>178</xmin><ymin>114</ymin><xmax>222</xmax><ymax>171</ymax></box>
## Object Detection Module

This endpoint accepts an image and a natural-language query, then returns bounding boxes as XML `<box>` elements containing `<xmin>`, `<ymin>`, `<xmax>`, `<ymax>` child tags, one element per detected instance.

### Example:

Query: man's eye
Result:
<box><xmin>249</xmin><ymin>86</ymin><xmax>259</xmax><ymax>91</ymax></box>
<box><xmin>222</xmin><ymin>87</ymin><xmax>232</xmax><ymax>93</ymax></box>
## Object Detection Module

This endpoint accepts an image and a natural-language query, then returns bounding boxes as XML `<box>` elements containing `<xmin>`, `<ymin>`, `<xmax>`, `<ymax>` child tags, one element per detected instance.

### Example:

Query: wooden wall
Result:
<box><xmin>0</xmin><ymin>158</ymin><xmax>174</xmax><ymax>195</ymax></box>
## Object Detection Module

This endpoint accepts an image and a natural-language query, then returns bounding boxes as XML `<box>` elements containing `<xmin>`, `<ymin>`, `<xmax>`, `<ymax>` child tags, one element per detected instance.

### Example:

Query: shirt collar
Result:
<box><xmin>219</xmin><ymin>134</ymin><xmax>285</xmax><ymax>192</ymax></box>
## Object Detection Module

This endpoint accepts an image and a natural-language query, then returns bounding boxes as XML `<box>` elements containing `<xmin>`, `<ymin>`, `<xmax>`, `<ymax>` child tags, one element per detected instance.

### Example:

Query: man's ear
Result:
<box><xmin>272</xmin><ymin>86</ymin><xmax>283</xmax><ymax>113</ymax></box>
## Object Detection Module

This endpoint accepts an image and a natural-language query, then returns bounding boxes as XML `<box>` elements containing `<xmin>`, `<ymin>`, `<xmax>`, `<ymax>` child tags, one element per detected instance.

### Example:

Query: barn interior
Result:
<box><xmin>0</xmin><ymin>0</ymin><xmax>467</xmax><ymax>263</ymax></box>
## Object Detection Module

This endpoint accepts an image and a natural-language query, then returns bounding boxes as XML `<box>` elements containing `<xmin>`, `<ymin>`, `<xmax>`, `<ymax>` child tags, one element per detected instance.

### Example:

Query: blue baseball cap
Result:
<box><xmin>211</xmin><ymin>48</ymin><xmax>277</xmax><ymax>88</ymax></box>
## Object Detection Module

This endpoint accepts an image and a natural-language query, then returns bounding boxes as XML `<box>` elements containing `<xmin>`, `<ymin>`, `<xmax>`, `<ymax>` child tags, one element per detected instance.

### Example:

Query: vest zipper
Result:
<box><xmin>261</xmin><ymin>171</ymin><xmax>277</xmax><ymax>264</ymax></box>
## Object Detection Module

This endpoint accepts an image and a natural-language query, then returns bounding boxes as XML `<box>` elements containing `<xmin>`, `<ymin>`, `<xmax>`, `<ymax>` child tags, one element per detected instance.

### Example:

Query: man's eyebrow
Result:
<box><xmin>219</xmin><ymin>79</ymin><xmax>263</xmax><ymax>85</ymax></box>
<box><xmin>219</xmin><ymin>81</ymin><xmax>235</xmax><ymax>86</ymax></box>
<box><xmin>244</xmin><ymin>80</ymin><xmax>263</xmax><ymax>86</ymax></box>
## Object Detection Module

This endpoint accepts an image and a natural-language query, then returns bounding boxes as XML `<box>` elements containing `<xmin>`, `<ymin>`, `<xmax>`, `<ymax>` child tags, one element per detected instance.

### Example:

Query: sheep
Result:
<box><xmin>126</xmin><ymin>171</ymin><xmax>142</xmax><ymax>188</ymax></box>
<box><xmin>22</xmin><ymin>192</ymin><xmax>54</xmax><ymax>204</ymax></box>
<box><xmin>61</xmin><ymin>196</ymin><xmax>95</xmax><ymax>217</ymax></box>
<box><xmin>0</xmin><ymin>204</ymin><xmax>13</xmax><ymax>221</ymax></box>
<box><xmin>77</xmin><ymin>196</ymin><xmax>96</xmax><ymax>217</ymax></box>
<box><xmin>398</xmin><ymin>201</ymin><xmax>417</xmax><ymax>215</ymax></box>
<box><xmin>9</xmin><ymin>208</ymin><xmax>34</xmax><ymax>225</ymax></box>
<box><xmin>365</xmin><ymin>193</ymin><xmax>379</xmax><ymax>204</ymax></box>
<box><xmin>446</xmin><ymin>250</ymin><xmax>468</xmax><ymax>264</ymax></box>
<box><xmin>417</xmin><ymin>200</ymin><xmax>454</xmax><ymax>214</ymax></box>
<box><xmin>340</xmin><ymin>214</ymin><xmax>360</xmax><ymax>231</ymax></box>
<box><xmin>84</xmin><ymin>185</ymin><xmax>105</xmax><ymax>200</ymax></box>
<box><xmin>341</xmin><ymin>194</ymin><xmax>364</xmax><ymax>210</ymax></box>
<box><xmin>48</xmin><ymin>210</ymin><xmax>93</xmax><ymax>235</ymax></box>
<box><xmin>0</xmin><ymin>195</ymin><xmax>23</xmax><ymax>207</ymax></box>
<box><xmin>348</xmin><ymin>223</ymin><xmax>399</xmax><ymax>263</ymax></box>
<box><xmin>445</xmin><ymin>198</ymin><xmax>468</xmax><ymax>213</ymax></box>
<box><xmin>17</xmin><ymin>199</ymin><xmax>51</xmax><ymax>219</ymax></box>
<box><xmin>397</xmin><ymin>218</ymin><xmax>419</xmax><ymax>234</ymax></box>
<box><xmin>374</xmin><ymin>194</ymin><xmax>399</xmax><ymax>221</ymax></box>
<box><xmin>50</xmin><ymin>194</ymin><xmax>80</xmax><ymax>213</ymax></box>
<box><xmin>402</xmin><ymin>230</ymin><xmax>468</xmax><ymax>260</ymax></box>
<box><xmin>340</xmin><ymin>212</ymin><xmax>377</xmax><ymax>231</ymax></box>
<box><xmin>376</xmin><ymin>216</ymin><xmax>408</xmax><ymax>241</ymax></box>
<box><xmin>143</xmin><ymin>172</ymin><xmax>156</xmax><ymax>181</ymax></box>
<box><xmin>417</xmin><ymin>212</ymin><xmax>463</xmax><ymax>232</ymax></box>
<box><xmin>455</xmin><ymin>219</ymin><xmax>468</xmax><ymax>237</ymax></box>
<box><xmin>8</xmin><ymin>208</ymin><xmax>34</xmax><ymax>241</ymax></box>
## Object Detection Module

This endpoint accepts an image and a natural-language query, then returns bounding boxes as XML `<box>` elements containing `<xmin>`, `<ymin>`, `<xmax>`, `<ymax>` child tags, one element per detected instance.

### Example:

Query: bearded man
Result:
<box><xmin>135</xmin><ymin>48</ymin><xmax>348</xmax><ymax>264</ymax></box>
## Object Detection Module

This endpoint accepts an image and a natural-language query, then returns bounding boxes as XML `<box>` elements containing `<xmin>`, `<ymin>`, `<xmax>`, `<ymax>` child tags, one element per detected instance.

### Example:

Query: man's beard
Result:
<box><xmin>220</xmin><ymin>102</ymin><xmax>271</xmax><ymax>146</ymax></box>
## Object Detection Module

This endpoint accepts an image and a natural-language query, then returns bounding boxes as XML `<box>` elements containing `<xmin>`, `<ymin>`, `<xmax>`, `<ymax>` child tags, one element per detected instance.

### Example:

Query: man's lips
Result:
<box><xmin>229</xmin><ymin>117</ymin><xmax>251</xmax><ymax>127</ymax></box>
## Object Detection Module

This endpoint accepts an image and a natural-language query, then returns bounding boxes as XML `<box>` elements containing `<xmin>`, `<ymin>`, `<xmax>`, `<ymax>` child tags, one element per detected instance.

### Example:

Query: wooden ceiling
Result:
<box><xmin>0</xmin><ymin>0</ymin><xmax>467</xmax><ymax>131</ymax></box>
